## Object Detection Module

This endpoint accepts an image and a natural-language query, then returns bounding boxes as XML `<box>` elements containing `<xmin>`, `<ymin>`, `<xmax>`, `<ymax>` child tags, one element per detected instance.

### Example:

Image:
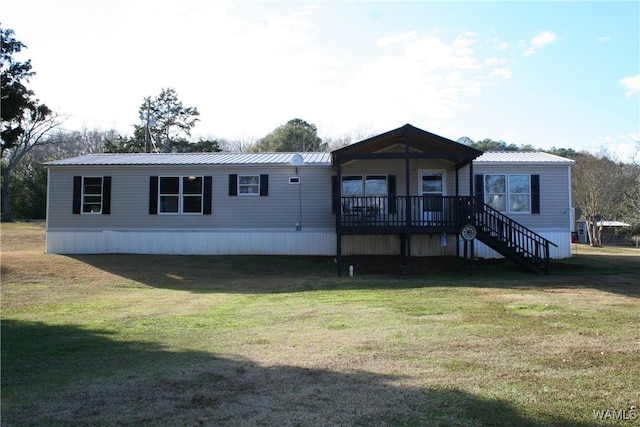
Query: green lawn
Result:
<box><xmin>1</xmin><ymin>222</ymin><xmax>639</xmax><ymax>426</ymax></box>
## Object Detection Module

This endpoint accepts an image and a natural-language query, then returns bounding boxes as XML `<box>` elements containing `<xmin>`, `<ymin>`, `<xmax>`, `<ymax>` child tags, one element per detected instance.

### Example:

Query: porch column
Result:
<box><xmin>469</xmin><ymin>161</ymin><xmax>474</xmax><ymax>203</ymax></box>
<box><xmin>404</xmin><ymin>134</ymin><xmax>411</xmax><ymax>227</ymax></box>
<box><xmin>336</xmin><ymin>159</ymin><xmax>342</xmax><ymax>276</ymax></box>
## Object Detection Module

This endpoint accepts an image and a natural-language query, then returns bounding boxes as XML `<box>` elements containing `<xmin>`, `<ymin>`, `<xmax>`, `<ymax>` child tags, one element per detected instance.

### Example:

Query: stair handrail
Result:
<box><xmin>474</xmin><ymin>201</ymin><xmax>557</xmax><ymax>264</ymax></box>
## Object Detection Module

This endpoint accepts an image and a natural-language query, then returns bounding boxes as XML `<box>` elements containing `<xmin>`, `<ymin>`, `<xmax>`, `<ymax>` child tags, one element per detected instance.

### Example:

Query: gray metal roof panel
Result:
<box><xmin>45</xmin><ymin>152</ymin><xmax>332</xmax><ymax>166</ymax></box>
<box><xmin>474</xmin><ymin>151</ymin><xmax>575</xmax><ymax>165</ymax></box>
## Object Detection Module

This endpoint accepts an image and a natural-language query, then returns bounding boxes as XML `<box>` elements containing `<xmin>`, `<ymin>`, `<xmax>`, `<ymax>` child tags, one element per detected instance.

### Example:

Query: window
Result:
<box><xmin>228</xmin><ymin>174</ymin><xmax>268</xmax><ymax>197</ymax></box>
<box><xmin>342</xmin><ymin>175</ymin><xmax>364</xmax><ymax>196</ymax></box>
<box><xmin>484</xmin><ymin>174</ymin><xmax>506</xmax><ymax>211</ymax></box>
<box><xmin>158</xmin><ymin>176</ymin><xmax>203</xmax><ymax>214</ymax></box>
<box><xmin>238</xmin><ymin>175</ymin><xmax>260</xmax><ymax>195</ymax></box>
<box><xmin>73</xmin><ymin>176</ymin><xmax>111</xmax><ymax>215</ymax></box>
<box><xmin>421</xmin><ymin>172</ymin><xmax>444</xmax><ymax>212</ymax></box>
<box><xmin>421</xmin><ymin>173</ymin><xmax>443</xmax><ymax>195</ymax></box>
<box><xmin>341</xmin><ymin>175</ymin><xmax>389</xmax><ymax>214</ymax></box>
<box><xmin>182</xmin><ymin>176</ymin><xmax>203</xmax><ymax>213</ymax></box>
<box><xmin>82</xmin><ymin>177</ymin><xmax>103</xmax><ymax>213</ymax></box>
<box><xmin>332</xmin><ymin>175</ymin><xmax>397</xmax><ymax>214</ymax></box>
<box><xmin>365</xmin><ymin>175</ymin><xmax>388</xmax><ymax>196</ymax></box>
<box><xmin>508</xmin><ymin>175</ymin><xmax>531</xmax><ymax>213</ymax></box>
<box><xmin>341</xmin><ymin>175</ymin><xmax>388</xmax><ymax>196</ymax></box>
<box><xmin>484</xmin><ymin>174</ymin><xmax>531</xmax><ymax>213</ymax></box>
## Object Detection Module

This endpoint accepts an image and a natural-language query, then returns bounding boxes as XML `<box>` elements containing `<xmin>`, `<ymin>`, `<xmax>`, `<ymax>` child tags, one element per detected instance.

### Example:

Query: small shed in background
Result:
<box><xmin>576</xmin><ymin>218</ymin><xmax>631</xmax><ymax>244</ymax></box>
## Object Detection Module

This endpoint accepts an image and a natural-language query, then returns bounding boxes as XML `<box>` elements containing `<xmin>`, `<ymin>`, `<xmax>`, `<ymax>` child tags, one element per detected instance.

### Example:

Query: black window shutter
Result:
<box><xmin>203</xmin><ymin>176</ymin><xmax>213</xmax><ymax>215</ymax></box>
<box><xmin>475</xmin><ymin>174</ymin><xmax>484</xmax><ymax>206</ymax></box>
<box><xmin>72</xmin><ymin>176</ymin><xmax>82</xmax><ymax>214</ymax></box>
<box><xmin>531</xmin><ymin>175</ymin><xmax>540</xmax><ymax>214</ymax></box>
<box><xmin>149</xmin><ymin>176</ymin><xmax>158</xmax><ymax>214</ymax></box>
<box><xmin>229</xmin><ymin>174</ymin><xmax>238</xmax><ymax>196</ymax></box>
<box><xmin>259</xmin><ymin>174</ymin><xmax>269</xmax><ymax>196</ymax></box>
<box><xmin>388</xmin><ymin>175</ymin><xmax>397</xmax><ymax>213</ymax></box>
<box><xmin>331</xmin><ymin>175</ymin><xmax>338</xmax><ymax>214</ymax></box>
<box><xmin>102</xmin><ymin>176</ymin><xmax>112</xmax><ymax>214</ymax></box>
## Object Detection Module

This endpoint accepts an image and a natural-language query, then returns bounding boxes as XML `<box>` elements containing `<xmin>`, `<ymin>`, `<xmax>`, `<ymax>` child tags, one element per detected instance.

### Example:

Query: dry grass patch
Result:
<box><xmin>2</xmin><ymin>223</ymin><xmax>639</xmax><ymax>426</ymax></box>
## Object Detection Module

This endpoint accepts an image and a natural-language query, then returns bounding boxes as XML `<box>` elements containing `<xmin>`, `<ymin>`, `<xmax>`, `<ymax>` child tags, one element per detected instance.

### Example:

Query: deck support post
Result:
<box><xmin>336</xmin><ymin>233</ymin><xmax>342</xmax><ymax>276</ymax></box>
<box><xmin>404</xmin><ymin>234</ymin><xmax>412</xmax><ymax>274</ymax></box>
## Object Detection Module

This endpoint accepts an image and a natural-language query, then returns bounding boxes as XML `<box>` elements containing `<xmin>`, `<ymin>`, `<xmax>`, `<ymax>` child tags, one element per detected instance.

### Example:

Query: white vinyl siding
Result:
<box><xmin>459</xmin><ymin>163</ymin><xmax>573</xmax><ymax>230</ymax></box>
<box><xmin>47</xmin><ymin>165</ymin><xmax>335</xmax><ymax>231</ymax></box>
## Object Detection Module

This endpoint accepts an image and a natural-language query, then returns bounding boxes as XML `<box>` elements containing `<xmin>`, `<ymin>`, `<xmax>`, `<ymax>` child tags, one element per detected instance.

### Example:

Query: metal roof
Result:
<box><xmin>45</xmin><ymin>152</ymin><xmax>332</xmax><ymax>166</ymax></box>
<box><xmin>475</xmin><ymin>151</ymin><xmax>575</xmax><ymax>165</ymax></box>
<box><xmin>45</xmin><ymin>149</ymin><xmax>574</xmax><ymax>167</ymax></box>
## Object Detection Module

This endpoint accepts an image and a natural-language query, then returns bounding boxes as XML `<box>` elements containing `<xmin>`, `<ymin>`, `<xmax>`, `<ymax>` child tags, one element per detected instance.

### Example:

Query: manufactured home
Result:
<box><xmin>45</xmin><ymin>124</ymin><xmax>575</xmax><ymax>273</ymax></box>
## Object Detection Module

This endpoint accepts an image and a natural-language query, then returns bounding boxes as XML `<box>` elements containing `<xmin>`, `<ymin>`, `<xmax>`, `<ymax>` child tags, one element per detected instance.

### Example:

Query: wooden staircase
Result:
<box><xmin>473</xmin><ymin>203</ymin><xmax>557</xmax><ymax>273</ymax></box>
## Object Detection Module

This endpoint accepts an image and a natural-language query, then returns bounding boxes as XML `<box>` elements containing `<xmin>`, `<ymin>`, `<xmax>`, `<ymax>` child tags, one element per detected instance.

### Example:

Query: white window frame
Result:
<box><xmin>82</xmin><ymin>176</ymin><xmax>103</xmax><ymax>214</ymax></box>
<box><xmin>238</xmin><ymin>175</ymin><xmax>260</xmax><ymax>196</ymax></box>
<box><xmin>158</xmin><ymin>176</ymin><xmax>204</xmax><ymax>214</ymax></box>
<box><xmin>508</xmin><ymin>174</ymin><xmax>531</xmax><ymax>214</ymax></box>
<box><xmin>341</xmin><ymin>175</ymin><xmax>389</xmax><ymax>196</ymax></box>
<box><xmin>484</xmin><ymin>174</ymin><xmax>531</xmax><ymax>214</ymax></box>
<box><xmin>341</xmin><ymin>175</ymin><xmax>388</xmax><ymax>214</ymax></box>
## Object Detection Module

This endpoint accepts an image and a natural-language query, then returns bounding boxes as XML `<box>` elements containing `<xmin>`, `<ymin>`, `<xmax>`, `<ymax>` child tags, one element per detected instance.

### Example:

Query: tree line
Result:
<box><xmin>2</xmin><ymin>24</ymin><xmax>639</xmax><ymax>247</ymax></box>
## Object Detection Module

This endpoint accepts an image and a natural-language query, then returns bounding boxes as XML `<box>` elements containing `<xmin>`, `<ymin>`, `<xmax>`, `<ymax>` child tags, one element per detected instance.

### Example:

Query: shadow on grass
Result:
<box><xmin>67</xmin><ymin>252</ymin><xmax>640</xmax><ymax>297</ymax></box>
<box><xmin>1</xmin><ymin>319</ymin><xmax>594</xmax><ymax>427</ymax></box>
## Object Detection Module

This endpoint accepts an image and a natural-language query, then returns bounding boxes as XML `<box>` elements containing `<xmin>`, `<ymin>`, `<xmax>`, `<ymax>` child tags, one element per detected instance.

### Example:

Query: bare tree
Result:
<box><xmin>572</xmin><ymin>152</ymin><xmax>631</xmax><ymax>246</ymax></box>
<box><xmin>1</xmin><ymin>108</ymin><xmax>62</xmax><ymax>221</ymax></box>
<box><xmin>217</xmin><ymin>136</ymin><xmax>255</xmax><ymax>153</ymax></box>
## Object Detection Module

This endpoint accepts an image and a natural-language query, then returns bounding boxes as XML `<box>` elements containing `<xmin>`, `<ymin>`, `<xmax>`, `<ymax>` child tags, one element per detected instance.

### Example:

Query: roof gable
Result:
<box><xmin>331</xmin><ymin>124</ymin><xmax>482</xmax><ymax>167</ymax></box>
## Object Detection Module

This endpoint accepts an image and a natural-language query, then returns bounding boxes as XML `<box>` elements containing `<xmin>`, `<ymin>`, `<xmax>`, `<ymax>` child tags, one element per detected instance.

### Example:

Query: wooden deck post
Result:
<box><xmin>336</xmin><ymin>233</ymin><xmax>342</xmax><ymax>276</ymax></box>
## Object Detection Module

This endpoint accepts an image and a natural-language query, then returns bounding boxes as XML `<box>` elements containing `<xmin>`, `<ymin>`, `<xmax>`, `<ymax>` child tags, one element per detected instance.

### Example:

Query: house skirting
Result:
<box><xmin>46</xmin><ymin>229</ymin><xmax>337</xmax><ymax>255</ymax></box>
<box><xmin>45</xmin><ymin>229</ymin><xmax>571</xmax><ymax>258</ymax></box>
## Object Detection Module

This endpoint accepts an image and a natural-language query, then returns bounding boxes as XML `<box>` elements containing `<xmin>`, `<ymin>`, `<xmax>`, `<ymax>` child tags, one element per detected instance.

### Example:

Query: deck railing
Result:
<box><xmin>473</xmin><ymin>202</ymin><xmax>556</xmax><ymax>267</ymax></box>
<box><xmin>338</xmin><ymin>196</ymin><xmax>473</xmax><ymax>229</ymax></box>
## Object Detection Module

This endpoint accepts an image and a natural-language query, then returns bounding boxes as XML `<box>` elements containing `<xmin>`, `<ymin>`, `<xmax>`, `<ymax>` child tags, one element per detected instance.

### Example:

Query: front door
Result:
<box><xmin>419</xmin><ymin>170</ymin><xmax>446</xmax><ymax>223</ymax></box>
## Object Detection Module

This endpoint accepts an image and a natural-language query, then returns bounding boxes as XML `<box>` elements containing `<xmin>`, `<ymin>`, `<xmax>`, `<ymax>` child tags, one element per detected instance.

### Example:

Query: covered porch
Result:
<box><xmin>331</xmin><ymin>124</ymin><xmax>483</xmax><ymax>273</ymax></box>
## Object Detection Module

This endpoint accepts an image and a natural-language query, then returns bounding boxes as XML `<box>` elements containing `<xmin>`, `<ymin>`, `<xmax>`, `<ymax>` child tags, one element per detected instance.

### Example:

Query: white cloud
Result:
<box><xmin>523</xmin><ymin>30</ymin><xmax>557</xmax><ymax>56</ymax></box>
<box><xmin>377</xmin><ymin>31</ymin><xmax>419</xmax><ymax>48</ymax></box>
<box><xmin>490</xmin><ymin>67</ymin><xmax>513</xmax><ymax>79</ymax></box>
<box><xmin>484</xmin><ymin>57</ymin><xmax>504</xmax><ymax>66</ymax></box>
<box><xmin>487</xmin><ymin>36</ymin><xmax>509</xmax><ymax>51</ymax></box>
<box><xmin>587</xmin><ymin>134</ymin><xmax>640</xmax><ymax>163</ymax></box>
<box><xmin>597</xmin><ymin>35</ymin><xmax>612</xmax><ymax>42</ymax></box>
<box><xmin>312</xmin><ymin>31</ymin><xmax>512</xmax><ymax>138</ymax></box>
<box><xmin>620</xmin><ymin>74</ymin><xmax>640</xmax><ymax>96</ymax></box>
<box><xmin>5</xmin><ymin>1</ymin><xmax>568</xmax><ymax>144</ymax></box>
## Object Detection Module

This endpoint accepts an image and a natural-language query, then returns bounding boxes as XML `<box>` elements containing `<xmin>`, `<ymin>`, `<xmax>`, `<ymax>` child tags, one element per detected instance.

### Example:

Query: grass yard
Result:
<box><xmin>1</xmin><ymin>222</ymin><xmax>639</xmax><ymax>426</ymax></box>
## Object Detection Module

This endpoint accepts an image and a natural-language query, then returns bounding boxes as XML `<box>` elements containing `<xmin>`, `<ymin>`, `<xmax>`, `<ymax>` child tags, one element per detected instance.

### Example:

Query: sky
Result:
<box><xmin>2</xmin><ymin>0</ymin><xmax>639</xmax><ymax>161</ymax></box>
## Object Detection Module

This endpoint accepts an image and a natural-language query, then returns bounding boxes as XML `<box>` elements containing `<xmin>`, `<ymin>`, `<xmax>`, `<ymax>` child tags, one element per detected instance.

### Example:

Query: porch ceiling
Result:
<box><xmin>331</xmin><ymin>124</ymin><xmax>482</xmax><ymax>167</ymax></box>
